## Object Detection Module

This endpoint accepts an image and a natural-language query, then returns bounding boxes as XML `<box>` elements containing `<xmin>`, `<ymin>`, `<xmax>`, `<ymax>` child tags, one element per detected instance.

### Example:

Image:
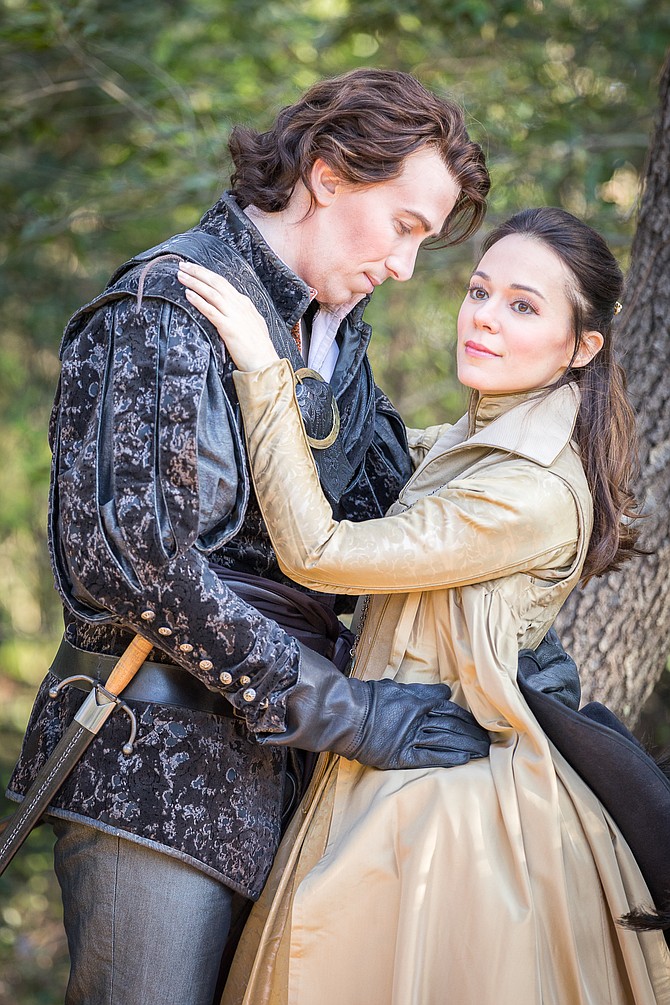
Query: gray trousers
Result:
<box><xmin>53</xmin><ymin>819</ymin><xmax>236</xmax><ymax>1005</ymax></box>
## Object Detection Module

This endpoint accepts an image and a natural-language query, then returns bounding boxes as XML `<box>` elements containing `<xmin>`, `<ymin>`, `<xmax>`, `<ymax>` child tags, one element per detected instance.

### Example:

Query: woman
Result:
<box><xmin>178</xmin><ymin>208</ymin><xmax>670</xmax><ymax>1003</ymax></box>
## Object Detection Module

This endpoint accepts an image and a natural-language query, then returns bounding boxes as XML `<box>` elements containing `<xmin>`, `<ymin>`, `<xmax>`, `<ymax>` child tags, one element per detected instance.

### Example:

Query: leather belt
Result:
<box><xmin>51</xmin><ymin>570</ymin><xmax>351</xmax><ymax>718</ymax></box>
<box><xmin>49</xmin><ymin>638</ymin><xmax>236</xmax><ymax>718</ymax></box>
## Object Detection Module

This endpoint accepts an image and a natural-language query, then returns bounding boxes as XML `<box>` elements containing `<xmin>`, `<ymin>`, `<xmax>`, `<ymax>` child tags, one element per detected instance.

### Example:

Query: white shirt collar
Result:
<box><xmin>307</xmin><ymin>295</ymin><xmax>365</xmax><ymax>382</ymax></box>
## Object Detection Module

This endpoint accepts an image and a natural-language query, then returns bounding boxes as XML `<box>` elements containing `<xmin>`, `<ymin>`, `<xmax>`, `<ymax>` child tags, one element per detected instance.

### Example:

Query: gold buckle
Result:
<box><xmin>294</xmin><ymin>368</ymin><xmax>340</xmax><ymax>449</ymax></box>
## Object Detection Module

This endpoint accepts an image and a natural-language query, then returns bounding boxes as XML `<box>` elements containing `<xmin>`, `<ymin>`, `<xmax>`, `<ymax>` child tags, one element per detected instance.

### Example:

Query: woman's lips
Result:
<box><xmin>464</xmin><ymin>340</ymin><xmax>501</xmax><ymax>358</ymax></box>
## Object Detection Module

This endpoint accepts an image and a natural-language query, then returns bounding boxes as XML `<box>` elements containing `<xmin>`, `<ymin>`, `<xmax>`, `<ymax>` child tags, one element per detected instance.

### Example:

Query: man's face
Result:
<box><xmin>295</xmin><ymin>147</ymin><xmax>461</xmax><ymax>307</ymax></box>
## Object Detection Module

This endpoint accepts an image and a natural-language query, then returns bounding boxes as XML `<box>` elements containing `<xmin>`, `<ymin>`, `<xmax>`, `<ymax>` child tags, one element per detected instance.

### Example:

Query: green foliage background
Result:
<box><xmin>0</xmin><ymin>1</ymin><xmax>668</xmax><ymax>1000</ymax></box>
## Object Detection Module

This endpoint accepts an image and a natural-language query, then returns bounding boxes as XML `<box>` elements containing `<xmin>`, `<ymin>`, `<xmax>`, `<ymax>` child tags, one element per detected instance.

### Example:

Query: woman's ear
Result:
<box><xmin>572</xmin><ymin>330</ymin><xmax>604</xmax><ymax>369</ymax></box>
<box><xmin>309</xmin><ymin>158</ymin><xmax>342</xmax><ymax>207</ymax></box>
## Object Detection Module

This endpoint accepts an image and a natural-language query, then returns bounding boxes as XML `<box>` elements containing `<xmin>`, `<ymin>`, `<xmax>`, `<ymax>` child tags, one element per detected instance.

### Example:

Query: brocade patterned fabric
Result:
<box><xmin>7</xmin><ymin>193</ymin><xmax>411</xmax><ymax>897</ymax></box>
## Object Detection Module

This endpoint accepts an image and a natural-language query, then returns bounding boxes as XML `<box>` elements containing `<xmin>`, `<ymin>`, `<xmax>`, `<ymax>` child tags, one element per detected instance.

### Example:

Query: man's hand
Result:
<box><xmin>517</xmin><ymin>628</ymin><xmax>581</xmax><ymax>710</ymax></box>
<box><xmin>351</xmin><ymin>677</ymin><xmax>491</xmax><ymax>769</ymax></box>
<box><xmin>258</xmin><ymin>644</ymin><xmax>490</xmax><ymax>770</ymax></box>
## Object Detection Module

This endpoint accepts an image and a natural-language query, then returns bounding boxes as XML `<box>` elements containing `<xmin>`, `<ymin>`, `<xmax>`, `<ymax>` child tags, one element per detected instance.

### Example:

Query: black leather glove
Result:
<box><xmin>517</xmin><ymin>628</ymin><xmax>581</xmax><ymax>710</ymax></box>
<box><xmin>257</xmin><ymin>644</ymin><xmax>490</xmax><ymax>769</ymax></box>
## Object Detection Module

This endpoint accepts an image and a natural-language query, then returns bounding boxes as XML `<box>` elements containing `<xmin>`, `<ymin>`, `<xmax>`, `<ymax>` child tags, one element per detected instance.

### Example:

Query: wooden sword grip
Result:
<box><xmin>105</xmin><ymin>635</ymin><xmax>154</xmax><ymax>695</ymax></box>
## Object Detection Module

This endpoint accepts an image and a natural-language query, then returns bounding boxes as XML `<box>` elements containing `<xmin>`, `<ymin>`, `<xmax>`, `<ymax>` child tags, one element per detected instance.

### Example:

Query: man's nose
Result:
<box><xmin>386</xmin><ymin>244</ymin><xmax>420</xmax><ymax>283</ymax></box>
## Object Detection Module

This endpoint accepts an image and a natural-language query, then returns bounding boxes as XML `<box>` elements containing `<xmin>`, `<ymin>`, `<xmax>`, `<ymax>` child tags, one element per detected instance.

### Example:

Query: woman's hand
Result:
<box><xmin>177</xmin><ymin>261</ymin><xmax>280</xmax><ymax>371</ymax></box>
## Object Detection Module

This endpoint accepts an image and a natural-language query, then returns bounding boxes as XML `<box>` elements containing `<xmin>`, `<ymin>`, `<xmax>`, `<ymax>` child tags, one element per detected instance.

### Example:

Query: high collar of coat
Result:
<box><xmin>462</xmin><ymin>382</ymin><xmax>581</xmax><ymax>468</ymax></box>
<box><xmin>198</xmin><ymin>192</ymin><xmax>371</xmax><ymax>331</ymax></box>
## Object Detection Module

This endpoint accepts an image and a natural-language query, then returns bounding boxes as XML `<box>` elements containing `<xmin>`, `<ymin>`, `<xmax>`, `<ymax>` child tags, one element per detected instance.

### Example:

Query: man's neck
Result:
<box><xmin>243</xmin><ymin>205</ymin><xmax>301</xmax><ymax>276</ymax></box>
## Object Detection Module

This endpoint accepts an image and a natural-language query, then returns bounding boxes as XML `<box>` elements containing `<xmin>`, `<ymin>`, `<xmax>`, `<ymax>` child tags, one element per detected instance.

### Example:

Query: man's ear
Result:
<box><xmin>309</xmin><ymin>158</ymin><xmax>343</xmax><ymax>207</ymax></box>
<box><xmin>572</xmin><ymin>329</ymin><xmax>604</xmax><ymax>369</ymax></box>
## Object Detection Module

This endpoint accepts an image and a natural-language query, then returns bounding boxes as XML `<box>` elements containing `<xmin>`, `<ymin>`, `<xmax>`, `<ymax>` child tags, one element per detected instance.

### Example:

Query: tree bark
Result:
<box><xmin>555</xmin><ymin>52</ymin><xmax>670</xmax><ymax>726</ymax></box>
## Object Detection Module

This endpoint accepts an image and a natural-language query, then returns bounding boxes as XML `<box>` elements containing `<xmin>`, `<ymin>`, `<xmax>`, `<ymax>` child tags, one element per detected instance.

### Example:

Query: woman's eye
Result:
<box><xmin>467</xmin><ymin>285</ymin><xmax>487</xmax><ymax>301</ymax></box>
<box><xmin>396</xmin><ymin>221</ymin><xmax>412</xmax><ymax>236</ymax></box>
<box><xmin>512</xmin><ymin>300</ymin><xmax>537</xmax><ymax>315</ymax></box>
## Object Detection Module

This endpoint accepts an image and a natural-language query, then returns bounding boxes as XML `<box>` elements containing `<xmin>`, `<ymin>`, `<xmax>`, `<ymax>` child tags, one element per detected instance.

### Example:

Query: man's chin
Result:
<box><xmin>319</xmin><ymin>291</ymin><xmax>367</xmax><ymax>313</ymax></box>
<box><xmin>318</xmin><ymin>289</ymin><xmax>350</xmax><ymax>307</ymax></box>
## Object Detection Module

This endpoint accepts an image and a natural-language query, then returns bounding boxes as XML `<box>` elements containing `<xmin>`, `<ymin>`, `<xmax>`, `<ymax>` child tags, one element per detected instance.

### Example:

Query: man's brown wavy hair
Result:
<box><xmin>229</xmin><ymin>68</ymin><xmax>490</xmax><ymax>247</ymax></box>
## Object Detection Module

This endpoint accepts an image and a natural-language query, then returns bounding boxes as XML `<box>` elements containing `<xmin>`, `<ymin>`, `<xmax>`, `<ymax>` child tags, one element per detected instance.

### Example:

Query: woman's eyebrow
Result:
<box><xmin>472</xmin><ymin>270</ymin><xmax>547</xmax><ymax>301</ymax></box>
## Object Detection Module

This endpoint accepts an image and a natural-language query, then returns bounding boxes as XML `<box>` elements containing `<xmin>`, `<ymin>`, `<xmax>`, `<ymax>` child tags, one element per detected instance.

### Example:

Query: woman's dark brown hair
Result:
<box><xmin>229</xmin><ymin>68</ymin><xmax>490</xmax><ymax>246</ymax></box>
<box><xmin>481</xmin><ymin>207</ymin><xmax>640</xmax><ymax>580</ymax></box>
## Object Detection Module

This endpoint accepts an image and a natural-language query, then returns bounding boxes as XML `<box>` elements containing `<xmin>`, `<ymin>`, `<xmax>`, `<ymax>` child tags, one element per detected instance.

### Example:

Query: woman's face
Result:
<box><xmin>457</xmin><ymin>234</ymin><xmax>581</xmax><ymax>395</ymax></box>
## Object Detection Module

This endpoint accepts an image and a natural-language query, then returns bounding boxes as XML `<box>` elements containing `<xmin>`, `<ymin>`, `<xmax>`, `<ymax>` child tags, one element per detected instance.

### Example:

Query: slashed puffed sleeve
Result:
<box><xmin>233</xmin><ymin>359</ymin><xmax>580</xmax><ymax>595</ymax></box>
<box><xmin>53</xmin><ymin>295</ymin><xmax>301</xmax><ymax>732</ymax></box>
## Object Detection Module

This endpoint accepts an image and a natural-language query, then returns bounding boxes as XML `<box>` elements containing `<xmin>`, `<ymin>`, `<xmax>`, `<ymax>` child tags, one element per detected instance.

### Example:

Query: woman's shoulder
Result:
<box><xmin>452</xmin><ymin>453</ymin><xmax>584</xmax><ymax>519</ymax></box>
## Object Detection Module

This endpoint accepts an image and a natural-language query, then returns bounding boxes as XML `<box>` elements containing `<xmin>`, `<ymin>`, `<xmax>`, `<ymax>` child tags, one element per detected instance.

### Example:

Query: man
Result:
<box><xmin>6</xmin><ymin>70</ymin><xmax>564</xmax><ymax>1003</ymax></box>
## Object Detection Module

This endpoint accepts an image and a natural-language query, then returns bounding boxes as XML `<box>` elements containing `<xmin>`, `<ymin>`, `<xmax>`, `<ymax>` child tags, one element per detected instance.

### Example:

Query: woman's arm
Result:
<box><xmin>177</xmin><ymin>262</ymin><xmax>579</xmax><ymax>596</ymax></box>
<box><xmin>233</xmin><ymin>359</ymin><xmax>578</xmax><ymax>594</ymax></box>
<box><xmin>406</xmin><ymin>424</ymin><xmax>453</xmax><ymax>469</ymax></box>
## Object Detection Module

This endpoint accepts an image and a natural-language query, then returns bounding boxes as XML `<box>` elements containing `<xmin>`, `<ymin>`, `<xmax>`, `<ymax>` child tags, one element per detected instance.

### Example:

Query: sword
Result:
<box><xmin>0</xmin><ymin>633</ymin><xmax>153</xmax><ymax>876</ymax></box>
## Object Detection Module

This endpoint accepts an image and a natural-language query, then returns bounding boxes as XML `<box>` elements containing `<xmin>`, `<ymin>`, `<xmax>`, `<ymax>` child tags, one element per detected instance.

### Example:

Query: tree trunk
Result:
<box><xmin>555</xmin><ymin>52</ymin><xmax>670</xmax><ymax>726</ymax></box>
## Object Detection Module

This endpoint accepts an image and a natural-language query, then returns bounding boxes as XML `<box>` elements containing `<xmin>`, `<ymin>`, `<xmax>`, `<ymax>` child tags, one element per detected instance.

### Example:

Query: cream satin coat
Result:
<box><xmin>222</xmin><ymin>360</ymin><xmax>670</xmax><ymax>1005</ymax></box>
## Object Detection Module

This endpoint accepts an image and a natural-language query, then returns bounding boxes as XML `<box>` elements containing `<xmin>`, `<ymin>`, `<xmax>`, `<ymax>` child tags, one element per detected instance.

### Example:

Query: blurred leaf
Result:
<box><xmin>1</xmin><ymin>3</ymin><xmax>668</xmax><ymax>999</ymax></box>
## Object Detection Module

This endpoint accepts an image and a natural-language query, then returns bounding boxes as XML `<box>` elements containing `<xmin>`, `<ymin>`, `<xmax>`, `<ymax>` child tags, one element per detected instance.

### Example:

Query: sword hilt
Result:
<box><xmin>46</xmin><ymin>633</ymin><xmax>153</xmax><ymax>755</ymax></box>
<box><xmin>106</xmin><ymin>634</ymin><xmax>154</xmax><ymax>693</ymax></box>
<box><xmin>49</xmin><ymin>676</ymin><xmax>139</xmax><ymax>755</ymax></box>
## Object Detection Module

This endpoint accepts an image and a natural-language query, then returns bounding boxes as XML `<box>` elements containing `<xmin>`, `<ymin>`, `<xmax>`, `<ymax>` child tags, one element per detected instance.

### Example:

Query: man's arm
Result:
<box><xmin>55</xmin><ymin>294</ymin><xmax>300</xmax><ymax>733</ymax></box>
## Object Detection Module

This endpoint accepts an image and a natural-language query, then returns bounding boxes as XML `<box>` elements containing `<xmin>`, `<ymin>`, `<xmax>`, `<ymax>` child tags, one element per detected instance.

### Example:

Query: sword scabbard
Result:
<box><xmin>0</xmin><ymin>633</ymin><xmax>154</xmax><ymax>876</ymax></box>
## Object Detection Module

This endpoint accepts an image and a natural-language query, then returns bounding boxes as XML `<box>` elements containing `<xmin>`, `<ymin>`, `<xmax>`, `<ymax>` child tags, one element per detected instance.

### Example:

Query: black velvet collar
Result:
<box><xmin>198</xmin><ymin>192</ymin><xmax>311</xmax><ymax>329</ymax></box>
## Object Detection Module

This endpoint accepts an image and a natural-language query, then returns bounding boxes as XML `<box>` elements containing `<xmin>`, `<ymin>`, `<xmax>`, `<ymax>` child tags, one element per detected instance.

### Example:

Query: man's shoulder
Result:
<box><xmin>104</xmin><ymin>229</ymin><xmax>282</xmax><ymax>326</ymax></box>
<box><xmin>62</xmin><ymin>229</ymin><xmax>256</xmax><ymax>341</ymax></box>
<box><xmin>109</xmin><ymin>229</ymin><xmax>248</xmax><ymax>287</ymax></box>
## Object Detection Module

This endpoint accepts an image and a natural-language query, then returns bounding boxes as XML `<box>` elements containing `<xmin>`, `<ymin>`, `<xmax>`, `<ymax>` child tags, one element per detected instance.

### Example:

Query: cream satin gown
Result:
<box><xmin>221</xmin><ymin>362</ymin><xmax>670</xmax><ymax>1005</ymax></box>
